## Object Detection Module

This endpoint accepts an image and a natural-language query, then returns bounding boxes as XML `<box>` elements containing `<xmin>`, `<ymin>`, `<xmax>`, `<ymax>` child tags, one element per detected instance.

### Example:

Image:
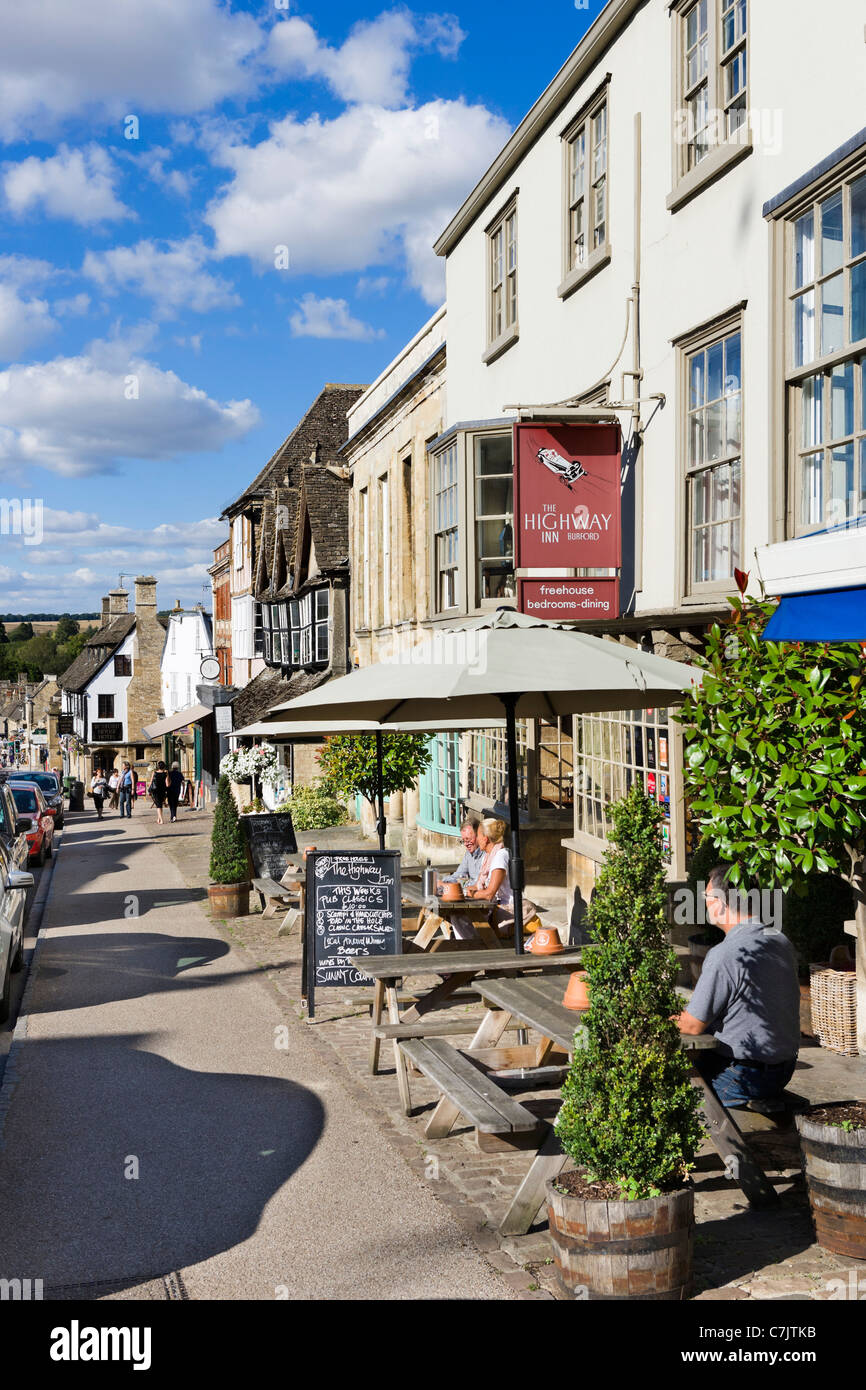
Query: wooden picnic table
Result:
<box><xmin>469</xmin><ymin>974</ymin><xmax>780</xmax><ymax>1234</ymax></box>
<box><xmin>352</xmin><ymin>948</ymin><xmax>583</xmax><ymax>1115</ymax></box>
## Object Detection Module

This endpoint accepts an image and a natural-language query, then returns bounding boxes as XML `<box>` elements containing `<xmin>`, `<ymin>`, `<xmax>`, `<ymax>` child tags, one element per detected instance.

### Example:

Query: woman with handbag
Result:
<box><xmin>150</xmin><ymin>761</ymin><xmax>168</xmax><ymax>826</ymax></box>
<box><xmin>90</xmin><ymin>769</ymin><xmax>109</xmax><ymax>820</ymax></box>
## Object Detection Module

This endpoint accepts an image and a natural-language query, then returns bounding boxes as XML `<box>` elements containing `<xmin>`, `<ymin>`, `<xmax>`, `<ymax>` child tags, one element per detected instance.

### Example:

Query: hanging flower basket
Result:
<box><xmin>219</xmin><ymin>744</ymin><xmax>281</xmax><ymax>787</ymax></box>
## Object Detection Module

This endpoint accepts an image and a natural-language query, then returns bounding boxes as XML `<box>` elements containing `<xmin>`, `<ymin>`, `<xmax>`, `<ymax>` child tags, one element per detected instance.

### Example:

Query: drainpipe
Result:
<box><xmin>630</xmin><ymin>112</ymin><xmax>644</xmax><ymax>598</ymax></box>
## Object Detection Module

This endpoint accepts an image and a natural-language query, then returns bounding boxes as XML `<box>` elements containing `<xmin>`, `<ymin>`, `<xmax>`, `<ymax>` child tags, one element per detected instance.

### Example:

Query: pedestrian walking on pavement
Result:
<box><xmin>167</xmin><ymin>761</ymin><xmax>184</xmax><ymax>823</ymax></box>
<box><xmin>150</xmin><ymin>761</ymin><xmax>168</xmax><ymax>826</ymax></box>
<box><xmin>90</xmin><ymin>769</ymin><xmax>109</xmax><ymax>820</ymax></box>
<box><xmin>118</xmin><ymin>761</ymin><xmax>135</xmax><ymax>819</ymax></box>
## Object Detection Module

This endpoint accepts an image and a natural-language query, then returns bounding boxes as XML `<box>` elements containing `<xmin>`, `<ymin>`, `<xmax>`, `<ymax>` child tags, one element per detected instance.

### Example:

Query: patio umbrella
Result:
<box><xmin>231</xmin><ymin>717</ymin><xmax>505</xmax><ymax>852</ymax></box>
<box><xmin>263</xmin><ymin>610</ymin><xmax>704</xmax><ymax>952</ymax></box>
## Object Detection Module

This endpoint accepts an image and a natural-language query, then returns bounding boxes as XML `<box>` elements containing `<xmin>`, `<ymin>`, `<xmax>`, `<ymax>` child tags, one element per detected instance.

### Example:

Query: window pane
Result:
<box><xmin>689</xmin><ymin>411</ymin><xmax>704</xmax><ymax>467</ymax></box>
<box><xmin>315</xmin><ymin>589</ymin><xmax>329</xmax><ymax>619</ymax></box>
<box><xmin>706</xmin><ymin>341</ymin><xmax>724</xmax><ymax>401</ymax></box>
<box><xmin>710</xmin><ymin>521</ymin><xmax>730</xmax><ymax>579</ymax></box>
<box><xmin>830</xmin><ymin>443</ymin><xmax>855</xmax><ymax>522</ymax></box>
<box><xmin>725</xmin><ymin>333</ymin><xmax>741</xmax><ymax>394</ymax></box>
<box><xmin>316</xmin><ymin>623</ymin><xmax>329</xmax><ymax>662</ymax></box>
<box><xmin>851</xmin><ymin>260</ymin><xmax>866</xmax><ymax>344</ymax></box>
<box><xmin>730</xmin><ymin>458</ymin><xmax>742</xmax><ymax>515</ymax></box>
<box><xmin>724</xmin><ymin>49</ymin><xmax>746</xmax><ymax>104</ymax></box>
<box><xmin>689</xmin><ymin>352</ymin><xmax>705</xmax><ymax>408</ymax></box>
<box><xmin>802</xmin><ymin>374</ymin><xmax>823</xmax><ymax>448</ymax></box>
<box><xmin>852</xmin><ymin>175</ymin><xmax>866</xmax><ymax>260</ymax></box>
<box><xmin>692</xmin><ymin>521</ymin><xmax>709</xmax><ymax>585</ymax></box>
<box><xmin>801</xmin><ymin>451</ymin><xmax>823</xmax><ymax>528</ymax></box>
<box><xmin>711</xmin><ymin>462</ymin><xmax>730</xmax><ymax>521</ymax></box>
<box><xmin>830</xmin><ymin>360</ymin><xmax>854</xmax><ymax>439</ymax></box>
<box><xmin>706</xmin><ymin>399</ymin><xmax>724</xmax><ymax>461</ymax></box>
<box><xmin>794</xmin><ymin>210</ymin><xmax>815</xmax><ymax>289</ymax></box>
<box><xmin>821</xmin><ymin>273</ymin><xmax>845</xmax><ymax>356</ymax></box>
<box><xmin>794</xmin><ymin>289</ymin><xmax>815</xmax><ymax>366</ymax></box>
<box><xmin>725</xmin><ymin>392</ymin><xmax>742</xmax><ymax>452</ymax></box>
<box><xmin>820</xmin><ymin>191</ymin><xmax>844</xmax><ymax>276</ymax></box>
<box><xmin>692</xmin><ymin>469</ymin><xmax>708</xmax><ymax>527</ymax></box>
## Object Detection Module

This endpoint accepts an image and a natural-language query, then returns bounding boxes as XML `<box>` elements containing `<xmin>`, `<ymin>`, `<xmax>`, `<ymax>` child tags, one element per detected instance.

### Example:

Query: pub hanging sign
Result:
<box><xmin>514</xmin><ymin>420</ymin><xmax>622</xmax><ymax>621</ymax></box>
<box><xmin>514</xmin><ymin>421</ymin><xmax>622</xmax><ymax>569</ymax></box>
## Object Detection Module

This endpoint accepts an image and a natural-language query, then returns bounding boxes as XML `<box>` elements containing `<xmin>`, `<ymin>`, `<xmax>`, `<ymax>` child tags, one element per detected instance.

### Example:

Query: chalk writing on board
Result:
<box><xmin>306</xmin><ymin>851</ymin><xmax>401</xmax><ymax>1006</ymax></box>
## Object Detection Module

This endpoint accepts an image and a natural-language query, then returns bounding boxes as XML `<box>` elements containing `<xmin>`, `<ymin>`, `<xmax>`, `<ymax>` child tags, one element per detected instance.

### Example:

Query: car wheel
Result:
<box><xmin>11</xmin><ymin>934</ymin><xmax>23</xmax><ymax>973</ymax></box>
<box><xmin>0</xmin><ymin>961</ymin><xmax>11</xmax><ymax>1023</ymax></box>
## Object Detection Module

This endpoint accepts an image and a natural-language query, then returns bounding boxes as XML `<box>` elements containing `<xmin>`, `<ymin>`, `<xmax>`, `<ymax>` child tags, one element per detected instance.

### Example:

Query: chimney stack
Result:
<box><xmin>101</xmin><ymin>596</ymin><xmax>110</xmax><ymax>623</ymax></box>
<box><xmin>108</xmin><ymin>588</ymin><xmax>129</xmax><ymax>617</ymax></box>
<box><xmin>134</xmin><ymin>575</ymin><xmax>158</xmax><ymax>615</ymax></box>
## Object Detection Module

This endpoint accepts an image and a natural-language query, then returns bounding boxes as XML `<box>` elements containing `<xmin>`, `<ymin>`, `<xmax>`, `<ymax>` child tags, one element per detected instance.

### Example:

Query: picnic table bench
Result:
<box><xmin>252</xmin><ymin>875</ymin><xmax>299</xmax><ymax>919</ymax></box>
<box><xmin>400</xmin><ymin>1039</ymin><xmax>540</xmax><ymax>1135</ymax></box>
<box><xmin>351</xmin><ymin>948</ymin><xmax>583</xmax><ymax>1116</ymax></box>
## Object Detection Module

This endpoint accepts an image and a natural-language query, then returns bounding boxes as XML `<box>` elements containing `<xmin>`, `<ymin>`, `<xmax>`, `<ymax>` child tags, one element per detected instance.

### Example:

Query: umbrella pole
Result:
<box><xmin>375</xmin><ymin>730</ymin><xmax>386</xmax><ymax>852</ymax></box>
<box><xmin>500</xmin><ymin>694</ymin><xmax>524</xmax><ymax>956</ymax></box>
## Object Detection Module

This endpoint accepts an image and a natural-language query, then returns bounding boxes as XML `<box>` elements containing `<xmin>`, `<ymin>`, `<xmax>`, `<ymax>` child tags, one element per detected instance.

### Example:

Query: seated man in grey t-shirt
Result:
<box><xmin>676</xmin><ymin>864</ymin><xmax>800</xmax><ymax>1108</ymax></box>
<box><xmin>441</xmin><ymin>818</ymin><xmax>484</xmax><ymax>886</ymax></box>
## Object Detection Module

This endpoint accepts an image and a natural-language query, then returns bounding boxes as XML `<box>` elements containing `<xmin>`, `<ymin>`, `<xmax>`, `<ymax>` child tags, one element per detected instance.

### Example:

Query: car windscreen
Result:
<box><xmin>11</xmin><ymin>773</ymin><xmax>56</xmax><ymax>793</ymax></box>
<box><xmin>11</xmin><ymin>788</ymin><xmax>38</xmax><ymax>814</ymax></box>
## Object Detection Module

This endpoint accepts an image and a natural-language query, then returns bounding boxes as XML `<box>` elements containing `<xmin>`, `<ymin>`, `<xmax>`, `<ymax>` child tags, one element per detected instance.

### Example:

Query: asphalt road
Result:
<box><xmin>0</xmin><ymin>808</ymin><xmax>513</xmax><ymax>1301</ymax></box>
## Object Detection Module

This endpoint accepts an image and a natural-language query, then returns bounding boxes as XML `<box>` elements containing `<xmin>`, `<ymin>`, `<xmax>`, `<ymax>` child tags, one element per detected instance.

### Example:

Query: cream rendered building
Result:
<box><xmin>344</xmin><ymin>307</ymin><xmax>447</xmax><ymax>857</ymax></box>
<box><xmin>427</xmin><ymin>0</ymin><xmax>866</xmax><ymax>914</ymax></box>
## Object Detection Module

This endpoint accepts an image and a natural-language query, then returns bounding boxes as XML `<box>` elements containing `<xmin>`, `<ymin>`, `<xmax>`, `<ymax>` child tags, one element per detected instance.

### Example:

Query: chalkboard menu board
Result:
<box><xmin>241</xmin><ymin>812</ymin><xmax>298</xmax><ymax>880</ymax></box>
<box><xmin>304</xmin><ymin>850</ymin><xmax>401</xmax><ymax>1018</ymax></box>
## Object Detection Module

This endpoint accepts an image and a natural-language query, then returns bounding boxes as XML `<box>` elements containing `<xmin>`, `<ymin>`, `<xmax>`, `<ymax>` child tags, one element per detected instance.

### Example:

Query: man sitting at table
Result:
<box><xmin>675</xmin><ymin>864</ymin><xmax>800</xmax><ymax>1108</ymax></box>
<box><xmin>441</xmin><ymin>817</ymin><xmax>484</xmax><ymax>887</ymax></box>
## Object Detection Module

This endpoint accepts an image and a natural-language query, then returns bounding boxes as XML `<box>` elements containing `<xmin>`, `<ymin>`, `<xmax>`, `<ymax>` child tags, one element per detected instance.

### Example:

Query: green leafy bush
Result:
<box><xmin>556</xmin><ymin>785</ymin><xmax>704</xmax><ymax>1199</ymax></box>
<box><xmin>210</xmin><ymin>775</ymin><xmax>249</xmax><ymax>885</ymax></box>
<box><xmin>783</xmin><ymin>872</ymin><xmax>853</xmax><ymax>977</ymax></box>
<box><xmin>276</xmin><ymin>784</ymin><xmax>346</xmax><ymax>832</ymax></box>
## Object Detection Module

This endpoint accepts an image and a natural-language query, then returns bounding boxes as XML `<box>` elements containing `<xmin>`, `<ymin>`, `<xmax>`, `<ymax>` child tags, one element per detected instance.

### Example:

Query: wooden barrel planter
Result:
<box><xmin>796</xmin><ymin>1112</ymin><xmax>866</xmax><ymax>1259</ymax></box>
<box><xmin>546</xmin><ymin>1178</ymin><xmax>694</xmax><ymax>1300</ymax></box>
<box><xmin>208</xmin><ymin>882</ymin><xmax>250</xmax><ymax>918</ymax></box>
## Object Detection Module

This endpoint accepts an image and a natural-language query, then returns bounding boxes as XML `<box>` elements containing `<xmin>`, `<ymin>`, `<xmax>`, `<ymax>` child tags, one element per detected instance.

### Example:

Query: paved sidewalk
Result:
<box><xmin>0</xmin><ymin>807</ymin><xmax>515</xmax><ymax>1300</ymax></box>
<box><xmin>154</xmin><ymin>805</ymin><xmax>866</xmax><ymax>1302</ymax></box>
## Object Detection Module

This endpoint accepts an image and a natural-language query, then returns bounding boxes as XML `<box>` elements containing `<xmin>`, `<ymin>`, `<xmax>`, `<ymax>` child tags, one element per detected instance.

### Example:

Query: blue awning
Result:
<box><xmin>762</xmin><ymin>586</ymin><xmax>866</xmax><ymax>641</ymax></box>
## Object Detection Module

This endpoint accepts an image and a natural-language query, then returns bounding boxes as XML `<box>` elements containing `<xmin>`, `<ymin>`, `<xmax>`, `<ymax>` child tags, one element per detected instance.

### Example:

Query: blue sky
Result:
<box><xmin>0</xmin><ymin>0</ymin><xmax>605</xmax><ymax>615</ymax></box>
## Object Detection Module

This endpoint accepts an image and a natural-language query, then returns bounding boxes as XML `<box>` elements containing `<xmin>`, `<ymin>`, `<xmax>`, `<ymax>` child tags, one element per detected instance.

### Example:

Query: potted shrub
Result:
<box><xmin>549</xmin><ymin>785</ymin><xmax>704</xmax><ymax>1301</ymax></box>
<box><xmin>796</xmin><ymin>1102</ymin><xmax>866</xmax><ymax>1259</ymax></box>
<box><xmin>208</xmin><ymin>774</ymin><xmax>251</xmax><ymax>917</ymax></box>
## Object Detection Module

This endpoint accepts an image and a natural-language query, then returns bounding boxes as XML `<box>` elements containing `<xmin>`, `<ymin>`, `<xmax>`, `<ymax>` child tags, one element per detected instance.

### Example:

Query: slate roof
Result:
<box><xmin>300</xmin><ymin>464</ymin><xmax>350</xmax><ymax>573</ymax></box>
<box><xmin>58</xmin><ymin>615</ymin><xmax>136</xmax><ymax>693</ymax></box>
<box><xmin>222</xmin><ymin>383</ymin><xmax>367</xmax><ymax>519</ymax></box>
<box><xmin>231</xmin><ymin>666</ymin><xmax>330</xmax><ymax>731</ymax></box>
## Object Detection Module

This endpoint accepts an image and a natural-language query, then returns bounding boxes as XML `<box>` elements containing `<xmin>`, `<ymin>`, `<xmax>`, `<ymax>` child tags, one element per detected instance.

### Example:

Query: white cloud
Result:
<box><xmin>0</xmin><ymin>334</ymin><xmax>259</xmax><ymax>478</ymax></box>
<box><xmin>54</xmin><ymin>293</ymin><xmax>91</xmax><ymax>317</ymax></box>
<box><xmin>0</xmin><ymin>282</ymin><xmax>57</xmax><ymax>360</ymax></box>
<box><xmin>71</xmin><ymin>568</ymin><xmax>99</xmax><ymax>586</ymax></box>
<box><xmin>356</xmin><ymin>275</ymin><xmax>392</xmax><ymax>296</ymax></box>
<box><xmin>267</xmin><ymin>9</ymin><xmax>465</xmax><ymax>107</ymax></box>
<box><xmin>0</xmin><ymin>0</ymin><xmax>264</xmax><ymax>141</ymax></box>
<box><xmin>83</xmin><ymin>236</ymin><xmax>239</xmax><ymax>316</ymax></box>
<box><xmin>206</xmin><ymin>99</ymin><xmax>511</xmax><ymax>303</ymax></box>
<box><xmin>131</xmin><ymin>145</ymin><xmax>195</xmax><ymax>199</ymax></box>
<box><xmin>3</xmin><ymin>145</ymin><xmax>130</xmax><ymax>224</ymax></box>
<box><xmin>289</xmin><ymin>294</ymin><xmax>384</xmax><ymax>342</ymax></box>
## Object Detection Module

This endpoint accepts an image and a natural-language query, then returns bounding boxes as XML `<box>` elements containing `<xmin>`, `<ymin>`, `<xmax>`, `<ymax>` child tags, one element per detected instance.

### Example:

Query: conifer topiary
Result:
<box><xmin>210</xmin><ymin>775</ymin><xmax>249</xmax><ymax>885</ymax></box>
<box><xmin>555</xmin><ymin>783</ymin><xmax>704</xmax><ymax>1199</ymax></box>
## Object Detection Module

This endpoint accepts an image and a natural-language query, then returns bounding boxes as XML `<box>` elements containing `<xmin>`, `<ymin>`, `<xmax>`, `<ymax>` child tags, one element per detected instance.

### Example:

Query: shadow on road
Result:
<box><xmin>0</xmin><ymin>1033</ymin><xmax>325</xmax><ymax>1293</ymax></box>
<box><xmin>27</xmin><ymin>930</ymin><xmax>238</xmax><ymax>1014</ymax></box>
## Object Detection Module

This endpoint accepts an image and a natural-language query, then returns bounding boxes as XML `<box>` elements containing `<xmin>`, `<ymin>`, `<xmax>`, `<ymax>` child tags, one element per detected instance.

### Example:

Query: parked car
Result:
<box><xmin>6</xmin><ymin>770</ymin><xmax>65</xmax><ymax>829</ymax></box>
<box><xmin>0</xmin><ymin>781</ymin><xmax>30</xmax><ymax>872</ymax></box>
<box><xmin>0</xmin><ymin>838</ymin><xmax>31</xmax><ymax>1023</ymax></box>
<box><xmin>9</xmin><ymin>783</ymin><xmax>55</xmax><ymax>867</ymax></box>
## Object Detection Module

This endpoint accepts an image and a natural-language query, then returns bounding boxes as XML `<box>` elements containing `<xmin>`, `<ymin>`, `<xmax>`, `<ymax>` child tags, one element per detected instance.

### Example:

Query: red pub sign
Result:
<box><xmin>519</xmin><ymin>578</ymin><xmax>620</xmax><ymax>621</ymax></box>
<box><xmin>514</xmin><ymin>421</ymin><xmax>622</xmax><ymax>570</ymax></box>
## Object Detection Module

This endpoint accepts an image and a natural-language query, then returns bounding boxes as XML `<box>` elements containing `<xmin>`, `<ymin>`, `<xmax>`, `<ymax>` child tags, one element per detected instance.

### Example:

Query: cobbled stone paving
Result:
<box><xmin>157</xmin><ymin>807</ymin><xmax>866</xmax><ymax>1302</ymax></box>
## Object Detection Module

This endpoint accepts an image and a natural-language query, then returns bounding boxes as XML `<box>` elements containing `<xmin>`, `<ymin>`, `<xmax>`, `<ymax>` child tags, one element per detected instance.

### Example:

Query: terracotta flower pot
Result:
<box><xmin>530</xmin><ymin>924</ymin><xmax>563</xmax><ymax>955</ymax></box>
<box><xmin>439</xmin><ymin>881</ymin><xmax>464</xmax><ymax>902</ymax></box>
<box><xmin>563</xmin><ymin>971</ymin><xmax>590</xmax><ymax>1011</ymax></box>
<box><xmin>208</xmin><ymin>882</ymin><xmax>250</xmax><ymax>918</ymax></box>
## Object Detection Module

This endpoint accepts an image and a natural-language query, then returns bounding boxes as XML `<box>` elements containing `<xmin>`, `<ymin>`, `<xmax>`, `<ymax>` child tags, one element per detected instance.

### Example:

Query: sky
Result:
<box><xmin>0</xmin><ymin>0</ymin><xmax>606</xmax><ymax>616</ymax></box>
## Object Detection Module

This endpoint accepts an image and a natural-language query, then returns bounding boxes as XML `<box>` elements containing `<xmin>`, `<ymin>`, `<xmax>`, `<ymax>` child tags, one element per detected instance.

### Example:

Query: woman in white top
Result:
<box><xmin>107</xmin><ymin>768</ymin><xmax>120</xmax><ymax>810</ymax></box>
<box><xmin>466</xmin><ymin>818</ymin><xmax>512</xmax><ymax>908</ymax></box>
